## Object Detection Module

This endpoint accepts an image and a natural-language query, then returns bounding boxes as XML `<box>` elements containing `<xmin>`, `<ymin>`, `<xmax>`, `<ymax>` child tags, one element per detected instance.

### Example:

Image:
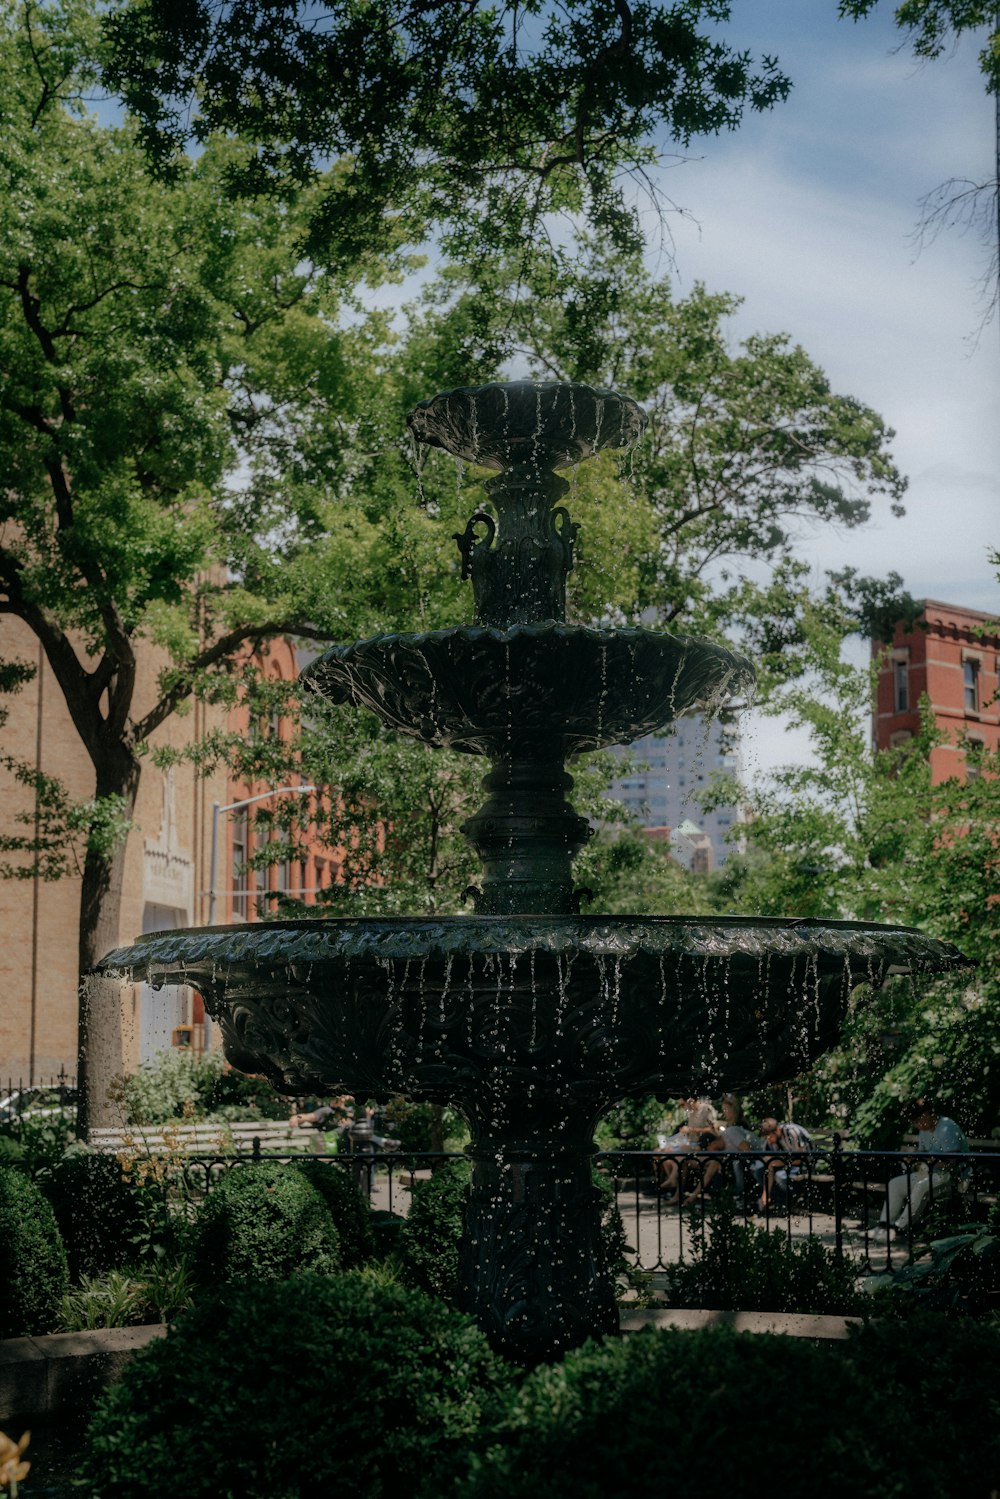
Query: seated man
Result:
<box><xmin>878</xmin><ymin>1097</ymin><xmax>969</xmax><ymax>1237</ymax></box>
<box><xmin>753</xmin><ymin>1117</ymin><xmax>813</xmax><ymax>1214</ymax></box>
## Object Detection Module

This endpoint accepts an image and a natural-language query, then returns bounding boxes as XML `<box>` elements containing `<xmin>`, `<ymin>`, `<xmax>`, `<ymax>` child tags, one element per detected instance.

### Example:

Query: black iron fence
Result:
<box><xmin>0</xmin><ymin>1072</ymin><xmax>77</xmax><ymax>1124</ymax></box>
<box><xmin>3</xmin><ymin>1083</ymin><xmax>997</xmax><ymax>1281</ymax></box>
<box><xmin>166</xmin><ymin>1141</ymin><xmax>1000</xmax><ymax>1278</ymax></box>
<box><xmin>597</xmin><ymin>1145</ymin><xmax>1000</xmax><ymax>1277</ymax></box>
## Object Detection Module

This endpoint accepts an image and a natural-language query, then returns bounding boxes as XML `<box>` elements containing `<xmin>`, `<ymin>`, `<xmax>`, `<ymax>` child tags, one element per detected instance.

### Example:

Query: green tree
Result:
<box><xmin>710</xmin><ymin>589</ymin><xmax>1000</xmax><ymax>1139</ymax></box>
<box><xmin>0</xmin><ymin>1</ymin><xmax>391</xmax><ymax>1129</ymax></box>
<box><xmin>100</xmin><ymin>0</ymin><xmax>793</xmax><ymax>269</ymax></box>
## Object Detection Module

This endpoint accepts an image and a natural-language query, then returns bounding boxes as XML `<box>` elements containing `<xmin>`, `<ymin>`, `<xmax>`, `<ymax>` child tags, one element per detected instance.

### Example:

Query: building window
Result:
<box><xmin>963</xmin><ymin>734</ymin><xmax>984</xmax><ymax>782</ymax></box>
<box><xmin>893</xmin><ymin>659</ymin><xmax>908</xmax><ymax>712</ymax></box>
<box><xmin>964</xmin><ymin>659</ymin><xmax>980</xmax><ymax>712</ymax></box>
<box><xmin>231</xmin><ymin>812</ymin><xmax>249</xmax><ymax>921</ymax></box>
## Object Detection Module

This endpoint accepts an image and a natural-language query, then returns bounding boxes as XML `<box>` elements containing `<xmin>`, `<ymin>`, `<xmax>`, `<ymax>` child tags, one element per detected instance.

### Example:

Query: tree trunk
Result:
<box><xmin>75</xmin><ymin>750</ymin><xmax>142</xmax><ymax>1138</ymax></box>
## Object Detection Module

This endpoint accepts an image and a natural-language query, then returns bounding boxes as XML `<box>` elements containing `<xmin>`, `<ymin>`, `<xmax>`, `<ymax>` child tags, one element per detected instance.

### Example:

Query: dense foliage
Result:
<box><xmin>189</xmin><ymin>1162</ymin><xmax>341</xmax><ymax>1286</ymax></box>
<box><xmin>396</xmin><ymin>1159</ymin><xmax>471</xmax><ymax>1304</ymax></box>
<box><xmin>82</xmin><ymin>1272</ymin><xmax>513</xmax><ymax>1499</ymax></box>
<box><xmin>664</xmin><ymin>1195</ymin><xmax>864</xmax><ymax>1315</ymax></box>
<box><xmin>867</xmin><ymin>1199</ymin><xmax>1000</xmax><ymax>1315</ymax></box>
<box><xmin>42</xmin><ymin>1152</ymin><xmax>147</xmax><ymax>1280</ymax></box>
<box><xmin>292</xmin><ymin>1160</ymin><xmax>376</xmax><ymax>1269</ymax></box>
<box><xmin>458</xmin><ymin>1316</ymin><xmax>1000</xmax><ymax>1498</ymax></box>
<box><xmin>100</xmin><ymin>0</ymin><xmax>792</xmax><ymax>270</ymax></box>
<box><xmin>0</xmin><ymin>1162</ymin><xmax>69</xmax><ymax>1337</ymax></box>
<box><xmin>116</xmin><ymin>1050</ymin><xmax>287</xmax><ymax>1125</ymax></box>
<box><xmin>704</xmin><ymin>593</ymin><xmax>1000</xmax><ymax>1144</ymax></box>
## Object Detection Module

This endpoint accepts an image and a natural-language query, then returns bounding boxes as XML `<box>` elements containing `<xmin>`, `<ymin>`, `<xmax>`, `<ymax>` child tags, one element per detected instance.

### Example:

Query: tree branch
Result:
<box><xmin>133</xmin><ymin>619</ymin><xmax>336</xmax><ymax>743</ymax></box>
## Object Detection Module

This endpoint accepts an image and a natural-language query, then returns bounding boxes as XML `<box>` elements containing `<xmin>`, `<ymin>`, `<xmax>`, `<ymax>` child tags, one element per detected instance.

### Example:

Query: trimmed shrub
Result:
<box><xmin>396</xmin><ymin>1158</ymin><xmax>470</xmax><ymax>1303</ymax></box>
<box><xmin>458</xmin><ymin>1318</ymin><xmax>1000</xmax><ymax>1498</ymax></box>
<box><xmin>43</xmin><ymin>1152</ymin><xmax>147</xmax><ymax>1280</ymax></box>
<box><xmin>0</xmin><ymin>1163</ymin><xmax>70</xmax><ymax>1337</ymax></box>
<box><xmin>664</xmin><ymin>1193</ymin><xmax>864</xmax><ymax>1314</ymax></box>
<box><xmin>190</xmin><ymin>1162</ymin><xmax>341</xmax><ymax>1285</ymax></box>
<box><xmin>292</xmin><ymin>1159</ymin><xmax>375</xmax><ymax>1267</ymax></box>
<box><xmin>82</xmin><ymin>1272</ymin><xmax>514</xmax><ymax>1498</ymax></box>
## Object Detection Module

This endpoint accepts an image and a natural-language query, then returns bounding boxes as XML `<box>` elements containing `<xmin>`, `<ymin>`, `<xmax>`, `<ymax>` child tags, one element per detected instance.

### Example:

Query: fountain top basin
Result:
<box><xmin>406</xmin><ymin>381</ymin><xmax>646</xmax><ymax>471</ymax></box>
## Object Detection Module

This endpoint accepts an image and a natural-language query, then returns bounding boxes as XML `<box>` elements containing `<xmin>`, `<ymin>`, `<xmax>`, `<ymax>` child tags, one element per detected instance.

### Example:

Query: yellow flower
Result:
<box><xmin>0</xmin><ymin>1429</ymin><xmax>31</xmax><ymax>1493</ymax></box>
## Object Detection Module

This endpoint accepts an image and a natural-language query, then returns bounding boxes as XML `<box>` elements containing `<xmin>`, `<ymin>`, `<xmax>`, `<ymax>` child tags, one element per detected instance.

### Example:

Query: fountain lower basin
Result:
<box><xmin>96</xmin><ymin>913</ymin><xmax>968</xmax><ymax>1362</ymax></box>
<box><xmin>100</xmin><ymin>915</ymin><xmax>966</xmax><ymax>1108</ymax></box>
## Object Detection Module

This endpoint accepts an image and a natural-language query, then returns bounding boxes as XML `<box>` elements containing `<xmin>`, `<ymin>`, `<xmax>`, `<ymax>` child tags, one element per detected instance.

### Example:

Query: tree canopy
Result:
<box><xmin>99</xmin><ymin>0</ymin><xmax>792</xmax><ymax>267</ymax></box>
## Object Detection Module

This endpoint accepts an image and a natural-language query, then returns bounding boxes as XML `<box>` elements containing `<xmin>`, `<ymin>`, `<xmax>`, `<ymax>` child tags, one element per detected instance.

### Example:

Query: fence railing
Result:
<box><xmin>154</xmin><ymin>1142</ymin><xmax>1000</xmax><ymax>1278</ymax></box>
<box><xmin>0</xmin><ymin>1072</ymin><xmax>77</xmax><ymax>1122</ymax></box>
<box><xmin>597</xmin><ymin>1146</ymin><xmax>1000</xmax><ymax>1276</ymax></box>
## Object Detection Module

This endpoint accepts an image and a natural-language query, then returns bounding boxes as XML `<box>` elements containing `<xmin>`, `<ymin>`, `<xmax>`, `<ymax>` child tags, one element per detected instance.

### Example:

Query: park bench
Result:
<box><xmin>86</xmin><ymin>1119</ymin><xmax>315</xmax><ymax>1156</ymax></box>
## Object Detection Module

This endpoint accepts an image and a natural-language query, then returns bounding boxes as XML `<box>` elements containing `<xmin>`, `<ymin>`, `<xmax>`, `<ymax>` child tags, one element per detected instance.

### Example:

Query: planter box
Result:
<box><xmin>0</xmin><ymin>1324</ymin><xmax>166</xmax><ymax>1422</ymax></box>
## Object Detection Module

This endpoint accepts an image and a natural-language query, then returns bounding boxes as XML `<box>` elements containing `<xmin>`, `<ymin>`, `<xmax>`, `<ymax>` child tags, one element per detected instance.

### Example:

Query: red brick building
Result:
<box><xmin>873</xmin><ymin>599</ymin><xmax>1000</xmax><ymax>781</ymax></box>
<box><xmin>221</xmin><ymin>636</ymin><xmax>338</xmax><ymax>924</ymax></box>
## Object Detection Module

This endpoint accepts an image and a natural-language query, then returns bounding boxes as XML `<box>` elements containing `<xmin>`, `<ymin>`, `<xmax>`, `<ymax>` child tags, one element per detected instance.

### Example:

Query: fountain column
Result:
<box><xmin>460</xmin><ymin>1095</ymin><xmax>617</xmax><ymax>1365</ymax></box>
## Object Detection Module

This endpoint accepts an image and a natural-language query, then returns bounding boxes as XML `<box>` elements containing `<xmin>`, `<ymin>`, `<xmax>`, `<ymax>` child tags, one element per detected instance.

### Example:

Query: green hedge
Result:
<box><xmin>82</xmin><ymin>1273</ymin><xmax>514</xmax><ymax>1498</ymax></box>
<box><xmin>0</xmin><ymin>1163</ymin><xmax>70</xmax><ymax>1337</ymax></box>
<box><xmin>292</xmin><ymin>1159</ymin><xmax>375</xmax><ymax>1267</ymax></box>
<box><xmin>396</xmin><ymin>1159</ymin><xmax>470</xmax><ymax>1303</ymax></box>
<box><xmin>43</xmin><ymin>1152</ymin><xmax>148</xmax><ymax>1280</ymax></box>
<box><xmin>664</xmin><ymin>1194</ymin><xmax>864</xmax><ymax>1314</ymax></box>
<box><xmin>458</xmin><ymin>1316</ymin><xmax>1000</xmax><ymax>1498</ymax></box>
<box><xmin>190</xmin><ymin>1162</ymin><xmax>341</xmax><ymax>1285</ymax></box>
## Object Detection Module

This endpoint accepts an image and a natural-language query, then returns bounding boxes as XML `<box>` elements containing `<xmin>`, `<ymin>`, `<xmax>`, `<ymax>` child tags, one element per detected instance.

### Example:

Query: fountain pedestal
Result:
<box><xmin>462</xmin><ymin>1105</ymin><xmax>617</xmax><ymax>1363</ymax></box>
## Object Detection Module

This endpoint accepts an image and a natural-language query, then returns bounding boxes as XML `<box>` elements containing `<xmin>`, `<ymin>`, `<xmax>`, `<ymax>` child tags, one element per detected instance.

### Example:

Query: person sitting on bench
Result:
<box><xmin>878</xmin><ymin>1097</ymin><xmax>969</xmax><ymax>1237</ymax></box>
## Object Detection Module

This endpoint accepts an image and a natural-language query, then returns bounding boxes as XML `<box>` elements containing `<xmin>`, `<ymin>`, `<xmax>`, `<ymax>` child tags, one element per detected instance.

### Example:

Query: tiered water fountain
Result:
<box><xmin>98</xmin><ymin>382</ymin><xmax>968</xmax><ymax>1363</ymax></box>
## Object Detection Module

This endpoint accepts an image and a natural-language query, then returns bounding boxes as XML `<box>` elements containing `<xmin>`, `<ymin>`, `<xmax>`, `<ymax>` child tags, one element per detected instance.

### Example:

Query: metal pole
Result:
<box><xmin>208</xmin><ymin>801</ymin><xmax>220</xmax><ymax>926</ymax></box>
<box><xmin>206</xmin><ymin>786</ymin><xmax>313</xmax><ymax>926</ymax></box>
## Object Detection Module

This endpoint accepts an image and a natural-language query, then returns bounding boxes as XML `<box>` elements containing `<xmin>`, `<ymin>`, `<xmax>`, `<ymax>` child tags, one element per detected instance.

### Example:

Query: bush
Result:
<box><xmin>115</xmin><ymin>1051</ymin><xmax>224</xmax><ymax>1125</ymax></box>
<box><xmin>292</xmin><ymin>1160</ymin><xmax>375</xmax><ymax>1267</ymax></box>
<box><xmin>82</xmin><ymin>1273</ymin><xmax>514</xmax><ymax>1498</ymax></box>
<box><xmin>458</xmin><ymin>1318</ymin><xmax>1000</xmax><ymax>1498</ymax></box>
<box><xmin>664</xmin><ymin>1194</ymin><xmax>864</xmax><ymax>1315</ymax></box>
<box><xmin>396</xmin><ymin>1159</ymin><xmax>470</xmax><ymax>1304</ymax></box>
<box><xmin>0</xmin><ymin>1163</ymin><xmax>70</xmax><ymax>1337</ymax></box>
<box><xmin>864</xmin><ymin>1199</ymin><xmax>1000</xmax><ymax>1315</ymax></box>
<box><xmin>43</xmin><ymin>1152</ymin><xmax>148</xmax><ymax>1280</ymax></box>
<box><xmin>190</xmin><ymin>1162</ymin><xmax>341</xmax><ymax>1286</ymax></box>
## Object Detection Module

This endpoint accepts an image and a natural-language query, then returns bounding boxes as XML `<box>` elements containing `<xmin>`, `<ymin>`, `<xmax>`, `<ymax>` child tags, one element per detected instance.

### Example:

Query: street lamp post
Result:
<box><xmin>208</xmin><ymin>785</ymin><xmax>316</xmax><ymax>925</ymax></box>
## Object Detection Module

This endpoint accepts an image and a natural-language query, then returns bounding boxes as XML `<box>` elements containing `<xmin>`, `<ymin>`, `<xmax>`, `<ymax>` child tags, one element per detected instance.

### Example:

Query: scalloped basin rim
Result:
<box><xmin>303</xmin><ymin>619</ymin><xmax>751</xmax><ymax>661</ymax></box>
<box><xmin>96</xmin><ymin>914</ymin><xmax>971</xmax><ymax>975</ymax></box>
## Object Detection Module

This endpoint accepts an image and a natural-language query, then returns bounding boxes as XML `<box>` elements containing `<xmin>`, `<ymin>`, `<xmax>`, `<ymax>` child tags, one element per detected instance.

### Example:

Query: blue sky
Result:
<box><xmin>650</xmin><ymin>2</ymin><xmax>997</xmax><ymax>614</ymax></box>
<box><xmin>644</xmin><ymin>3</ymin><xmax>999</xmax><ymax>774</ymax></box>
